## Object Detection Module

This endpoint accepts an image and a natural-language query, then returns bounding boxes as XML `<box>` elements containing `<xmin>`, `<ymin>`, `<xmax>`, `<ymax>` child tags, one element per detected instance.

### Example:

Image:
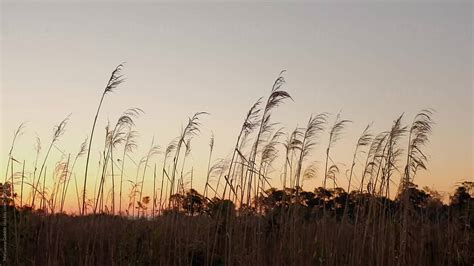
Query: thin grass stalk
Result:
<box><xmin>169</xmin><ymin>112</ymin><xmax>207</xmax><ymax>207</ymax></box>
<box><xmin>32</xmin><ymin>115</ymin><xmax>69</xmax><ymax>208</ymax></box>
<box><xmin>20</xmin><ymin>160</ymin><xmax>25</xmax><ymax>207</ymax></box>
<box><xmin>178</xmin><ymin>140</ymin><xmax>191</xmax><ymax>195</ymax></box>
<box><xmin>10</xmin><ymin>157</ymin><xmax>14</xmax><ymax>205</ymax></box>
<box><xmin>132</xmin><ymin>159</ymin><xmax>143</xmax><ymax>216</ymax></box>
<box><xmin>340</xmin><ymin>125</ymin><xmax>372</xmax><ymax>225</ymax></box>
<box><xmin>58</xmin><ymin>154</ymin><xmax>71</xmax><ymax>213</ymax></box>
<box><xmin>94</xmin><ymin>134</ymin><xmax>112</xmax><ymax>214</ymax></box>
<box><xmin>294</xmin><ymin>114</ymin><xmax>327</xmax><ymax>197</ymax></box>
<box><xmin>282</xmin><ymin>128</ymin><xmax>299</xmax><ymax>189</ymax></box>
<box><xmin>399</xmin><ymin>109</ymin><xmax>434</xmax><ymax>265</ymax></box>
<box><xmin>96</xmin><ymin>108</ymin><xmax>142</xmax><ymax>214</ymax></box>
<box><xmin>119</xmin><ymin>130</ymin><xmax>137</xmax><ymax>215</ymax></box>
<box><xmin>247</xmin><ymin>72</ymin><xmax>291</xmax><ymax>205</ymax></box>
<box><xmin>60</xmin><ymin>138</ymin><xmax>87</xmax><ymax>213</ymax></box>
<box><xmin>224</xmin><ymin>99</ymin><xmax>262</xmax><ymax>201</ymax></box>
<box><xmin>82</xmin><ymin>64</ymin><xmax>124</xmax><ymax>215</ymax></box>
<box><xmin>41</xmin><ymin>167</ymin><xmax>47</xmax><ymax>212</ymax></box>
<box><xmin>152</xmin><ymin>164</ymin><xmax>157</xmax><ymax>218</ymax></box>
<box><xmin>159</xmin><ymin>141</ymin><xmax>175</xmax><ymax>214</ymax></box>
<box><xmin>203</xmin><ymin>134</ymin><xmax>215</xmax><ymax>198</ymax></box>
<box><xmin>4</xmin><ymin>123</ymin><xmax>24</xmax><ymax>185</ymax></box>
<box><xmin>139</xmin><ymin>137</ymin><xmax>159</xmax><ymax>204</ymax></box>
<box><xmin>323</xmin><ymin>113</ymin><xmax>351</xmax><ymax>189</ymax></box>
<box><xmin>158</xmin><ymin>166</ymin><xmax>165</xmax><ymax>215</ymax></box>
<box><xmin>30</xmin><ymin>135</ymin><xmax>41</xmax><ymax>202</ymax></box>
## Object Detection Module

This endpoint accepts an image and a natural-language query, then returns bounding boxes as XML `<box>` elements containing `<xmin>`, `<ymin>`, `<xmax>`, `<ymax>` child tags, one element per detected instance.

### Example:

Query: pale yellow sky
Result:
<box><xmin>1</xmin><ymin>1</ymin><xmax>473</xmax><ymax>211</ymax></box>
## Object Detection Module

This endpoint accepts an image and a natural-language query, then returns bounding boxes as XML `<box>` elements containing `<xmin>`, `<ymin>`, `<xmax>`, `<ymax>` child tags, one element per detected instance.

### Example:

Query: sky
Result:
<box><xmin>1</xmin><ymin>1</ymin><xmax>473</xmax><ymax>212</ymax></box>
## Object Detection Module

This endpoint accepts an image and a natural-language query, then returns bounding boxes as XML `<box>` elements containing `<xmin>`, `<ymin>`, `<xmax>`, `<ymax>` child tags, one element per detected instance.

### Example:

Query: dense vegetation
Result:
<box><xmin>5</xmin><ymin>183</ymin><xmax>474</xmax><ymax>265</ymax></box>
<box><xmin>2</xmin><ymin>65</ymin><xmax>473</xmax><ymax>265</ymax></box>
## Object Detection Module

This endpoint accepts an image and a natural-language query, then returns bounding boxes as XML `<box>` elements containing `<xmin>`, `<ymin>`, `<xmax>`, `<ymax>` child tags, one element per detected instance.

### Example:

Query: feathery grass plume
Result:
<box><xmin>240</xmin><ymin>98</ymin><xmax>263</xmax><ymax>145</ymax></box>
<box><xmin>327</xmin><ymin>164</ymin><xmax>340</xmax><ymax>189</ymax></box>
<box><xmin>403</xmin><ymin>109</ymin><xmax>435</xmax><ymax>185</ymax></box>
<box><xmin>8</xmin><ymin>123</ymin><xmax>25</xmax><ymax>156</ymax></box>
<box><xmin>283</xmin><ymin>127</ymin><xmax>302</xmax><ymax>189</ymax></box>
<box><xmin>214</xmin><ymin>158</ymin><xmax>230</xmax><ymax>197</ymax></box>
<box><xmin>351</xmin><ymin>130</ymin><xmax>385</xmax><ymax>263</ymax></box>
<box><xmin>8</xmin><ymin>160</ymin><xmax>22</xmax><ymax>209</ymax></box>
<box><xmin>323</xmin><ymin>113</ymin><xmax>351</xmax><ymax>189</ymax></box>
<box><xmin>256</xmin><ymin>128</ymin><xmax>285</xmax><ymax>199</ymax></box>
<box><xmin>82</xmin><ymin>63</ymin><xmax>125</xmax><ymax>215</ymax></box>
<box><xmin>379</xmin><ymin>114</ymin><xmax>406</xmax><ymax>196</ymax></box>
<box><xmin>95</xmin><ymin>124</ymin><xmax>113</xmax><ymax>213</ymax></box>
<box><xmin>4</xmin><ymin>123</ymin><xmax>25</xmax><ymax>214</ymax></box>
<box><xmin>237</xmin><ymin>72</ymin><xmax>290</xmax><ymax>261</ymax></box>
<box><xmin>165</xmin><ymin>138</ymin><xmax>178</xmax><ymax>159</ymax></box>
<box><xmin>169</xmin><ymin>112</ymin><xmax>208</xmax><ymax>205</ymax></box>
<box><xmin>206</xmin><ymin>158</ymin><xmax>226</xmax><ymax>197</ymax></box>
<box><xmin>399</xmin><ymin>109</ymin><xmax>434</xmax><ymax>265</ymax></box>
<box><xmin>52</xmin><ymin>155</ymin><xmax>70</xmax><ymax>213</ymax></box>
<box><xmin>138</xmin><ymin>137</ymin><xmax>161</xmax><ymax>214</ymax></box>
<box><xmin>371</xmin><ymin>115</ymin><xmax>406</xmax><ymax>265</ymax></box>
<box><xmin>178</xmin><ymin>139</ymin><xmax>193</xmax><ymax>194</ymax></box>
<box><xmin>365</xmin><ymin>131</ymin><xmax>390</xmax><ymax>194</ymax></box>
<box><xmin>362</xmin><ymin>121</ymin><xmax>398</xmax><ymax>248</ymax></box>
<box><xmin>359</xmin><ymin>132</ymin><xmax>387</xmax><ymax>193</ymax></box>
<box><xmin>260</xmin><ymin>128</ymin><xmax>285</xmax><ymax>172</ymax></box>
<box><xmin>302</xmin><ymin>161</ymin><xmax>319</xmax><ymax>181</ymax></box>
<box><xmin>4</xmin><ymin>122</ymin><xmax>25</xmax><ymax>183</ymax></box>
<box><xmin>357</xmin><ymin>129</ymin><xmax>391</xmax><ymax>262</ymax></box>
<box><xmin>31</xmin><ymin>115</ymin><xmax>70</xmax><ymax>208</ymax></box>
<box><xmin>95</xmin><ymin>122</ymin><xmax>113</xmax><ymax>213</ymax></box>
<box><xmin>37</xmin><ymin>166</ymin><xmax>51</xmax><ymax>212</ymax></box>
<box><xmin>247</xmin><ymin>71</ymin><xmax>292</xmax><ymax>205</ymax></box>
<box><xmin>126</xmin><ymin>180</ymin><xmax>140</xmax><ymax>214</ymax></box>
<box><xmin>295</xmin><ymin>113</ymin><xmax>328</xmax><ymax>192</ymax></box>
<box><xmin>31</xmin><ymin>134</ymin><xmax>42</xmax><ymax>200</ymax></box>
<box><xmin>347</xmin><ymin>124</ymin><xmax>373</xmax><ymax>193</ymax></box>
<box><xmin>339</xmin><ymin>124</ymin><xmax>373</xmax><ymax>227</ymax></box>
<box><xmin>94</xmin><ymin>109</ymin><xmax>143</xmax><ymax>214</ymax></box>
<box><xmin>111</xmin><ymin>108</ymin><xmax>143</xmax><ymax>147</ymax></box>
<box><xmin>131</xmin><ymin>153</ymin><xmax>146</xmax><ymax>216</ymax></box>
<box><xmin>158</xmin><ymin>138</ymin><xmax>178</xmax><ymax>213</ymax></box>
<box><xmin>119</xmin><ymin>130</ymin><xmax>138</xmax><ymax>215</ymax></box>
<box><xmin>7</xmin><ymin>123</ymin><xmax>25</xmax><ymax>159</ymax></box>
<box><xmin>223</xmin><ymin>98</ymin><xmax>262</xmax><ymax>204</ymax></box>
<box><xmin>253</xmin><ymin>73</ymin><xmax>291</xmax><ymax>150</ymax></box>
<box><xmin>60</xmin><ymin>137</ymin><xmax>88</xmax><ymax>213</ymax></box>
<box><xmin>139</xmin><ymin>140</ymin><xmax>161</xmax><ymax>217</ymax></box>
<box><xmin>96</xmin><ymin>108</ymin><xmax>143</xmax><ymax>214</ymax></box>
<box><xmin>110</xmin><ymin>108</ymin><xmax>144</xmax><ymax>214</ymax></box>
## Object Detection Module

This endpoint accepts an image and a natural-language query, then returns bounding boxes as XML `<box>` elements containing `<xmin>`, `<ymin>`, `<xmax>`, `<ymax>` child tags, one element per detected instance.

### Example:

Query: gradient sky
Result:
<box><xmin>1</xmin><ymin>1</ymin><xmax>473</xmax><ymax>211</ymax></box>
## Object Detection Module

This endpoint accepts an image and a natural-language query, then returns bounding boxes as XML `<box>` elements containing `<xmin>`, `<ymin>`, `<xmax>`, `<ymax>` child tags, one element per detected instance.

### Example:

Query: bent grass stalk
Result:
<box><xmin>82</xmin><ymin>64</ymin><xmax>124</xmax><ymax>215</ymax></box>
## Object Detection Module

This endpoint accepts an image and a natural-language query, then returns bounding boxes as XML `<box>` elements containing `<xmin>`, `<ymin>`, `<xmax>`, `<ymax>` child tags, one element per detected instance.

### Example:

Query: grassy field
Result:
<box><xmin>2</xmin><ymin>65</ymin><xmax>473</xmax><ymax>265</ymax></box>
<box><xmin>6</xmin><ymin>185</ymin><xmax>474</xmax><ymax>265</ymax></box>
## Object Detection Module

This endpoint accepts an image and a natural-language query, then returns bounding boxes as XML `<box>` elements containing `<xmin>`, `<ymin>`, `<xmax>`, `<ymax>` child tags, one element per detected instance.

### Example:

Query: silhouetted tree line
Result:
<box><xmin>162</xmin><ymin>181</ymin><xmax>473</xmax><ymax>226</ymax></box>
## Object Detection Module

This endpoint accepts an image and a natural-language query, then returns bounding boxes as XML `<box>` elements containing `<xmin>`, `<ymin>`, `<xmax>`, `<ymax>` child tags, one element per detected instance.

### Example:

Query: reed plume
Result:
<box><xmin>246</xmin><ymin>72</ymin><xmax>292</xmax><ymax>205</ymax></box>
<box><xmin>82</xmin><ymin>64</ymin><xmax>124</xmax><ymax>215</ymax></box>
<box><xmin>169</xmin><ymin>112</ymin><xmax>208</xmax><ymax>205</ymax></box>
<box><xmin>31</xmin><ymin>115</ymin><xmax>69</xmax><ymax>208</ymax></box>
<box><xmin>323</xmin><ymin>113</ymin><xmax>351</xmax><ymax>189</ymax></box>
<box><xmin>399</xmin><ymin>109</ymin><xmax>434</xmax><ymax>265</ymax></box>
<box><xmin>294</xmin><ymin>113</ymin><xmax>328</xmax><ymax>192</ymax></box>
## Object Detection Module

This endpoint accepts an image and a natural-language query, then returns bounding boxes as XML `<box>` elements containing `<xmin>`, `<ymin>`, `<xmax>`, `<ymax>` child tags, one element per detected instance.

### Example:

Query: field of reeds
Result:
<box><xmin>2</xmin><ymin>65</ymin><xmax>473</xmax><ymax>265</ymax></box>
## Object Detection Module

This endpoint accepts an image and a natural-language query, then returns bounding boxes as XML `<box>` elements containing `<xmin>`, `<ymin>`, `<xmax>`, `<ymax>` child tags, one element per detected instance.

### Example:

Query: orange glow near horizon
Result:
<box><xmin>1</xmin><ymin>2</ymin><xmax>472</xmax><ymax>213</ymax></box>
